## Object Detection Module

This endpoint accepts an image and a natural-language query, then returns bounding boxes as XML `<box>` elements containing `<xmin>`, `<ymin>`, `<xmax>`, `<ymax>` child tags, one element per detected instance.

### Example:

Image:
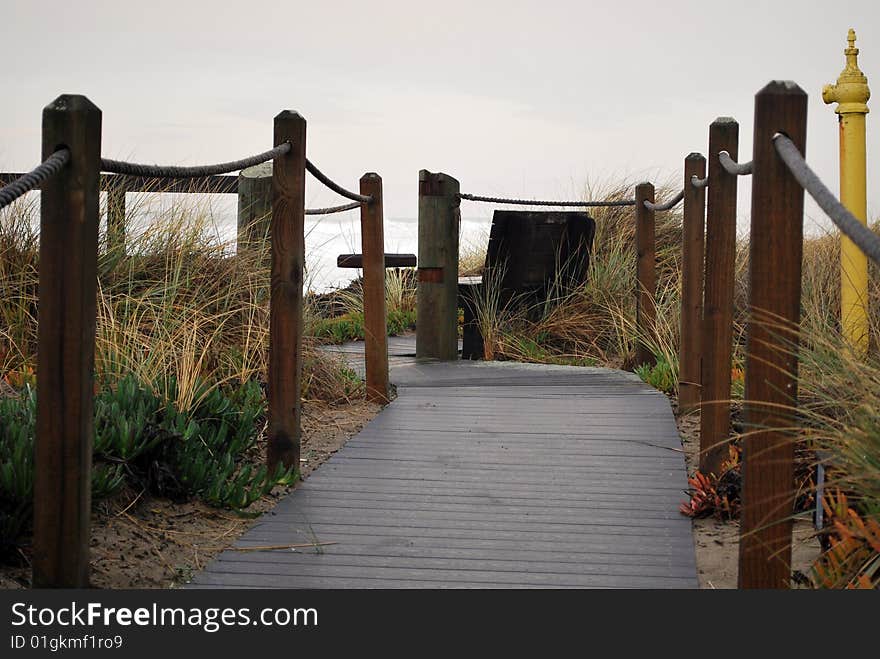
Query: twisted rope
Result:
<box><xmin>305</xmin><ymin>201</ymin><xmax>362</xmax><ymax>215</ymax></box>
<box><xmin>691</xmin><ymin>175</ymin><xmax>708</xmax><ymax>189</ymax></box>
<box><xmin>643</xmin><ymin>189</ymin><xmax>684</xmax><ymax>212</ymax></box>
<box><xmin>0</xmin><ymin>149</ymin><xmax>70</xmax><ymax>210</ymax></box>
<box><xmin>458</xmin><ymin>193</ymin><xmax>636</xmax><ymax>207</ymax></box>
<box><xmin>719</xmin><ymin>151</ymin><xmax>752</xmax><ymax>176</ymax></box>
<box><xmin>100</xmin><ymin>143</ymin><xmax>291</xmax><ymax>178</ymax></box>
<box><xmin>774</xmin><ymin>133</ymin><xmax>880</xmax><ymax>265</ymax></box>
<box><xmin>305</xmin><ymin>159</ymin><xmax>372</xmax><ymax>204</ymax></box>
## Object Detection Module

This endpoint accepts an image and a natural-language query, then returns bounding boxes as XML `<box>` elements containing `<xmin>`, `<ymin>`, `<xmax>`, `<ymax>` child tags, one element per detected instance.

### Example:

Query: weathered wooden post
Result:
<box><xmin>360</xmin><ymin>173</ymin><xmax>390</xmax><ymax>403</ymax></box>
<box><xmin>267</xmin><ymin>112</ymin><xmax>306</xmax><ymax>472</ymax></box>
<box><xmin>738</xmin><ymin>81</ymin><xmax>808</xmax><ymax>589</ymax></box>
<box><xmin>106</xmin><ymin>183</ymin><xmax>125</xmax><ymax>253</ymax></box>
<box><xmin>416</xmin><ymin>170</ymin><xmax>460</xmax><ymax>361</ymax></box>
<box><xmin>679</xmin><ymin>153</ymin><xmax>707</xmax><ymax>412</ymax></box>
<box><xmin>634</xmin><ymin>182</ymin><xmax>656</xmax><ymax>368</ymax></box>
<box><xmin>237</xmin><ymin>161</ymin><xmax>273</xmax><ymax>256</ymax></box>
<box><xmin>700</xmin><ymin>118</ymin><xmax>740</xmax><ymax>476</ymax></box>
<box><xmin>33</xmin><ymin>95</ymin><xmax>102</xmax><ymax>587</ymax></box>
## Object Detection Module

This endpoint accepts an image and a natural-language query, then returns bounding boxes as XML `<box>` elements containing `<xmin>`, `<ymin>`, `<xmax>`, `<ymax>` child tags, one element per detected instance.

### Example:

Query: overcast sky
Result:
<box><xmin>2</xmin><ymin>0</ymin><xmax>879</xmax><ymax>241</ymax></box>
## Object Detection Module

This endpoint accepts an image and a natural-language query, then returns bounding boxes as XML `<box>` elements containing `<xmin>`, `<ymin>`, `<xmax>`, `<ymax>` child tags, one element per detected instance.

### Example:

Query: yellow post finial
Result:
<box><xmin>824</xmin><ymin>29</ymin><xmax>871</xmax><ymax>354</ymax></box>
<box><xmin>823</xmin><ymin>28</ymin><xmax>870</xmax><ymax>113</ymax></box>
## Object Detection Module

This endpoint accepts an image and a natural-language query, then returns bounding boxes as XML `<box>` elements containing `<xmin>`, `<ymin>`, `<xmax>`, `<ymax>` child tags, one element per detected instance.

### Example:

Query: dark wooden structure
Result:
<box><xmin>484</xmin><ymin>210</ymin><xmax>595</xmax><ymax>306</ymax></box>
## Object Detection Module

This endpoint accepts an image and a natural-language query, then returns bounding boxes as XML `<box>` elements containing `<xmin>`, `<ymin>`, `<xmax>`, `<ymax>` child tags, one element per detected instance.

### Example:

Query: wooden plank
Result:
<box><xmin>32</xmin><ymin>95</ymin><xmax>102</xmax><ymax>588</ymax></box>
<box><xmin>193</xmin><ymin>566</ymin><xmax>694</xmax><ymax>589</ymax></box>
<box><xmin>738</xmin><ymin>81</ymin><xmax>807</xmax><ymax>589</ymax></box>
<box><xmin>700</xmin><ymin>117</ymin><xmax>740</xmax><ymax>475</ymax></box>
<box><xmin>267</xmin><ymin>111</ymin><xmax>306</xmax><ymax>472</ymax></box>
<box><xmin>211</xmin><ymin>553</ymin><xmax>694</xmax><ymax>579</ymax></box>
<box><xmin>226</xmin><ymin>539</ymin><xmax>697</xmax><ymax>567</ymax></box>
<box><xmin>337</xmin><ymin>253</ymin><xmax>417</xmax><ymax>268</ymax></box>
<box><xmin>359</xmin><ymin>173</ymin><xmax>390</xmax><ymax>403</ymax></box>
<box><xmin>678</xmin><ymin>153</ymin><xmax>707</xmax><ymax>412</ymax></box>
<box><xmin>192</xmin><ymin>356</ymin><xmax>696</xmax><ymax>589</ymax></box>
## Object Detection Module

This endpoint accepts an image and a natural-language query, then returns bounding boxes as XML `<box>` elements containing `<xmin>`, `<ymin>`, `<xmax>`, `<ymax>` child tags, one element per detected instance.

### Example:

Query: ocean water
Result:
<box><xmin>121</xmin><ymin>192</ymin><xmax>492</xmax><ymax>293</ymax></box>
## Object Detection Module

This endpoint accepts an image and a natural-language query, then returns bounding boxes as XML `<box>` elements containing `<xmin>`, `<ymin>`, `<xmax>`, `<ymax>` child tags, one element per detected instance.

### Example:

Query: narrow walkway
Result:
<box><xmin>191</xmin><ymin>338</ymin><xmax>697</xmax><ymax>588</ymax></box>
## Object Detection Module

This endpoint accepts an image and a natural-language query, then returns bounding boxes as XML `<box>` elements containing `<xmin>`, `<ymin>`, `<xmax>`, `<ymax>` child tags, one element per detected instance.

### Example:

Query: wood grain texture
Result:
<box><xmin>416</xmin><ymin>170</ymin><xmax>460</xmax><ymax>361</ymax></box>
<box><xmin>635</xmin><ymin>183</ymin><xmax>656</xmax><ymax>368</ymax></box>
<box><xmin>33</xmin><ymin>95</ymin><xmax>102</xmax><ymax>587</ymax></box>
<box><xmin>267</xmin><ymin>112</ymin><xmax>306</xmax><ymax>472</ymax></box>
<box><xmin>679</xmin><ymin>154</ymin><xmax>706</xmax><ymax>412</ymax></box>
<box><xmin>700</xmin><ymin>118</ymin><xmax>740</xmax><ymax>475</ymax></box>
<box><xmin>738</xmin><ymin>82</ymin><xmax>807</xmax><ymax>589</ymax></box>
<box><xmin>191</xmin><ymin>338</ymin><xmax>697</xmax><ymax>589</ymax></box>
<box><xmin>360</xmin><ymin>173</ymin><xmax>390</xmax><ymax>403</ymax></box>
<box><xmin>237</xmin><ymin>162</ymin><xmax>273</xmax><ymax>256</ymax></box>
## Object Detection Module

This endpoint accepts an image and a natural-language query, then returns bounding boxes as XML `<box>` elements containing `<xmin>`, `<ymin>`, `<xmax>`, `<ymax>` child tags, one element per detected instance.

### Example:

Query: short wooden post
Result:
<box><xmin>267</xmin><ymin>112</ymin><xmax>306</xmax><ymax>472</ymax></box>
<box><xmin>738</xmin><ymin>81</ymin><xmax>808</xmax><ymax>589</ymax></box>
<box><xmin>360</xmin><ymin>173</ymin><xmax>390</xmax><ymax>404</ymax></box>
<box><xmin>679</xmin><ymin>153</ymin><xmax>707</xmax><ymax>412</ymax></box>
<box><xmin>634</xmin><ymin>182</ymin><xmax>656</xmax><ymax>368</ymax></box>
<box><xmin>107</xmin><ymin>184</ymin><xmax>125</xmax><ymax>253</ymax></box>
<box><xmin>416</xmin><ymin>170</ymin><xmax>460</xmax><ymax>361</ymax></box>
<box><xmin>237</xmin><ymin>161</ymin><xmax>273</xmax><ymax>256</ymax></box>
<box><xmin>33</xmin><ymin>95</ymin><xmax>102</xmax><ymax>588</ymax></box>
<box><xmin>700</xmin><ymin>117</ymin><xmax>740</xmax><ymax>476</ymax></box>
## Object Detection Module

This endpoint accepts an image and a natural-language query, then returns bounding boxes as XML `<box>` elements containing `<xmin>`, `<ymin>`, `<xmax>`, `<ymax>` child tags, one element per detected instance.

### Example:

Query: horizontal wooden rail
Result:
<box><xmin>337</xmin><ymin>253</ymin><xmax>417</xmax><ymax>268</ymax></box>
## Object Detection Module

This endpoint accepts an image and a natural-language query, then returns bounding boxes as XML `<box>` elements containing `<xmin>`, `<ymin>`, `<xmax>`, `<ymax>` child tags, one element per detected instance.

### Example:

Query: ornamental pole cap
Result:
<box><xmin>823</xmin><ymin>28</ymin><xmax>870</xmax><ymax>114</ymax></box>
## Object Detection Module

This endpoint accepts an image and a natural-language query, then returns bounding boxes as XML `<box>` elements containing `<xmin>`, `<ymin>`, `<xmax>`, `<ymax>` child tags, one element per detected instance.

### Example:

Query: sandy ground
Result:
<box><xmin>0</xmin><ymin>399</ymin><xmax>380</xmax><ymax>589</ymax></box>
<box><xmin>675</xmin><ymin>409</ymin><xmax>821</xmax><ymax>588</ymax></box>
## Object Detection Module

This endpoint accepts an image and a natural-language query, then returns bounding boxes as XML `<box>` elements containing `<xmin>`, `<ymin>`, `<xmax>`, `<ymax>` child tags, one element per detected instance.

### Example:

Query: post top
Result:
<box><xmin>44</xmin><ymin>94</ymin><xmax>100</xmax><ymax>114</ymax></box>
<box><xmin>823</xmin><ymin>29</ymin><xmax>870</xmax><ymax>114</ymax></box>
<box><xmin>756</xmin><ymin>80</ymin><xmax>807</xmax><ymax>96</ymax></box>
<box><xmin>274</xmin><ymin>110</ymin><xmax>305</xmax><ymax>122</ymax></box>
<box><xmin>685</xmin><ymin>152</ymin><xmax>705</xmax><ymax>161</ymax></box>
<box><xmin>712</xmin><ymin>116</ymin><xmax>738</xmax><ymax>126</ymax></box>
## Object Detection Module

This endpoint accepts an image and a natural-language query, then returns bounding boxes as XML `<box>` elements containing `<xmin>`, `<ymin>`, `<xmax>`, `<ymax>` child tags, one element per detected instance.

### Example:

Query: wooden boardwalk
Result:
<box><xmin>190</xmin><ymin>339</ymin><xmax>697</xmax><ymax>588</ymax></box>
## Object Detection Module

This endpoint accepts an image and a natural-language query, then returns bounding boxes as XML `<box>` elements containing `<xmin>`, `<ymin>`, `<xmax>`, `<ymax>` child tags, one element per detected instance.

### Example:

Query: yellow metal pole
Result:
<box><xmin>823</xmin><ymin>29</ymin><xmax>871</xmax><ymax>354</ymax></box>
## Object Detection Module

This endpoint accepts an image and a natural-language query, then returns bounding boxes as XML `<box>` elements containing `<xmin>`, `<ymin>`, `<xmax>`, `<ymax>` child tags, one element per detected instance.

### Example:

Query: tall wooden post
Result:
<box><xmin>679</xmin><ymin>153</ymin><xmax>707</xmax><ymax>412</ymax></box>
<box><xmin>416</xmin><ymin>170</ymin><xmax>460</xmax><ymax>361</ymax></box>
<box><xmin>738</xmin><ymin>81</ymin><xmax>808</xmax><ymax>589</ymax></box>
<box><xmin>360</xmin><ymin>173</ymin><xmax>390</xmax><ymax>403</ymax></box>
<box><xmin>33</xmin><ymin>95</ymin><xmax>102</xmax><ymax>587</ymax></box>
<box><xmin>635</xmin><ymin>182</ymin><xmax>656</xmax><ymax>368</ymax></box>
<box><xmin>107</xmin><ymin>184</ymin><xmax>125</xmax><ymax>253</ymax></box>
<box><xmin>700</xmin><ymin>118</ymin><xmax>740</xmax><ymax>476</ymax></box>
<box><xmin>267</xmin><ymin>112</ymin><xmax>306</xmax><ymax>472</ymax></box>
<box><xmin>238</xmin><ymin>161</ymin><xmax>273</xmax><ymax>256</ymax></box>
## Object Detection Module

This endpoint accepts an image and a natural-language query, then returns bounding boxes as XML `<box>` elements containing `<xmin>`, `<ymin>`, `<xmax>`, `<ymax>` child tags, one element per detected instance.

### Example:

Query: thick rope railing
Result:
<box><xmin>643</xmin><ymin>189</ymin><xmax>685</xmax><ymax>211</ymax></box>
<box><xmin>305</xmin><ymin>201</ymin><xmax>362</xmax><ymax>215</ymax></box>
<box><xmin>305</xmin><ymin>159</ymin><xmax>373</xmax><ymax>204</ymax></box>
<box><xmin>719</xmin><ymin>150</ymin><xmax>752</xmax><ymax>176</ymax></box>
<box><xmin>0</xmin><ymin>149</ymin><xmax>70</xmax><ymax>210</ymax></box>
<box><xmin>458</xmin><ymin>193</ymin><xmax>636</xmax><ymax>207</ymax></box>
<box><xmin>100</xmin><ymin>143</ymin><xmax>291</xmax><ymax>178</ymax></box>
<box><xmin>774</xmin><ymin>132</ymin><xmax>880</xmax><ymax>264</ymax></box>
<box><xmin>691</xmin><ymin>175</ymin><xmax>709</xmax><ymax>189</ymax></box>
